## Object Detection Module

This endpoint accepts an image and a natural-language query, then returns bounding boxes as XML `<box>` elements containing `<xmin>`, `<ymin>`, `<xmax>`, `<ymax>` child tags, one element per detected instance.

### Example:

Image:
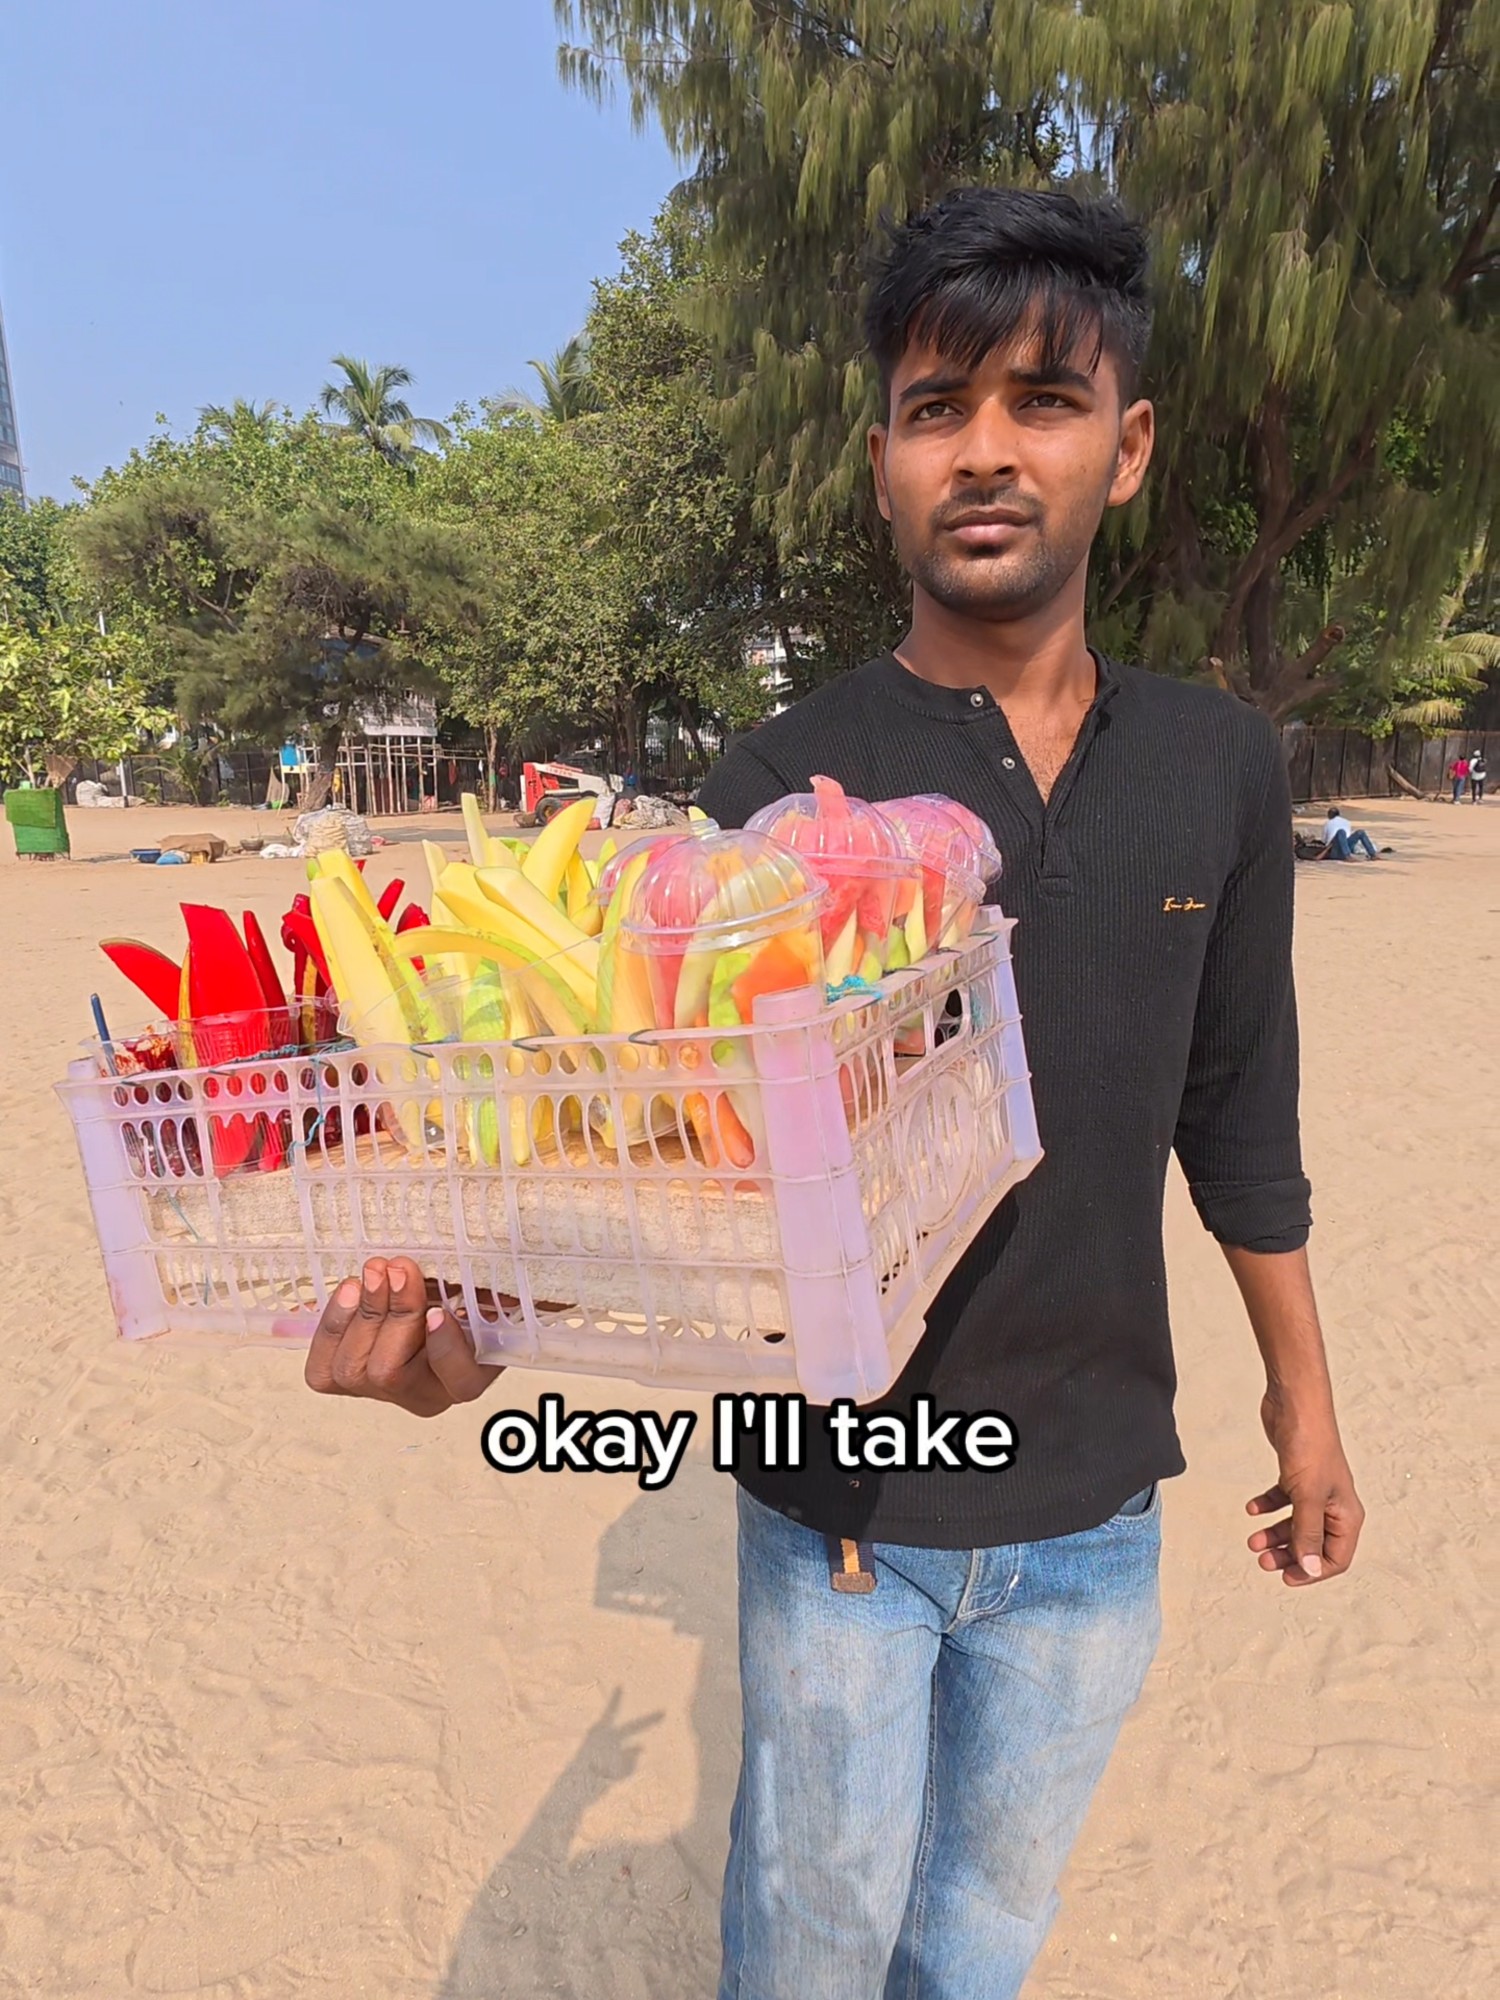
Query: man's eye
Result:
<box><xmin>1024</xmin><ymin>392</ymin><xmax>1073</xmax><ymax>409</ymax></box>
<box><xmin>911</xmin><ymin>400</ymin><xmax>956</xmax><ymax>421</ymax></box>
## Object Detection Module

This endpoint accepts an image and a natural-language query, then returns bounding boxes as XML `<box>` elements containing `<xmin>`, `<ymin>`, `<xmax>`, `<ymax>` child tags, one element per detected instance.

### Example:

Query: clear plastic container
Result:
<box><xmin>877</xmin><ymin>796</ymin><xmax>994</xmax><ymax>954</ymax></box>
<box><xmin>905</xmin><ymin>795</ymin><xmax>1003</xmax><ymax>883</ymax></box>
<box><xmin>86</xmin><ymin>999</ymin><xmax>342</xmax><ymax>1077</ymax></box>
<box><xmin>590</xmin><ymin>824</ymin><xmax>717</xmax><ymax>916</ymax></box>
<box><xmin>612</xmin><ymin>829</ymin><xmax>827</xmax><ymax>1035</ymax></box>
<box><xmin>745</xmin><ymin>776</ymin><xmax>921</xmax><ymax>979</ymax></box>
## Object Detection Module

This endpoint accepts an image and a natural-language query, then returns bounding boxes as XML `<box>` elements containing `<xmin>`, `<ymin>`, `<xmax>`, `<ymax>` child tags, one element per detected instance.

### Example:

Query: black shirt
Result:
<box><xmin>698</xmin><ymin>652</ymin><xmax>1310</xmax><ymax>1548</ymax></box>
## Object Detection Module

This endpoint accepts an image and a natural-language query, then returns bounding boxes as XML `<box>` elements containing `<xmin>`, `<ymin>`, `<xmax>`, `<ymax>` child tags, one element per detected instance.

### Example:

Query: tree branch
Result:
<box><xmin>1443</xmin><ymin>173</ymin><xmax>1500</xmax><ymax>296</ymax></box>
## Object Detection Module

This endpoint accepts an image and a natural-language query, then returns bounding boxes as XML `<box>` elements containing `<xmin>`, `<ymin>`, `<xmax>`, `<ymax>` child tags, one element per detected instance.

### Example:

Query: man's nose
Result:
<box><xmin>952</xmin><ymin>400</ymin><xmax>1021</xmax><ymax>485</ymax></box>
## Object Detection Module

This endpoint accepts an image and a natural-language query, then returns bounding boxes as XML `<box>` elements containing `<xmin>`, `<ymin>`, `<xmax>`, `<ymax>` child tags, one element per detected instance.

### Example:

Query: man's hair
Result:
<box><xmin>864</xmin><ymin>186</ymin><xmax>1152</xmax><ymax>405</ymax></box>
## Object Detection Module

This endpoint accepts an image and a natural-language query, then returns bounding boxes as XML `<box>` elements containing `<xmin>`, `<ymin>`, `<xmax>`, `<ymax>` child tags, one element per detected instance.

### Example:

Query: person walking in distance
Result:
<box><xmin>301</xmin><ymin>187</ymin><xmax>1364</xmax><ymax>2000</ymax></box>
<box><xmin>1449</xmin><ymin>753</ymin><xmax>1471</xmax><ymax>802</ymax></box>
<box><xmin>1469</xmin><ymin>748</ymin><xmax>1487</xmax><ymax>802</ymax></box>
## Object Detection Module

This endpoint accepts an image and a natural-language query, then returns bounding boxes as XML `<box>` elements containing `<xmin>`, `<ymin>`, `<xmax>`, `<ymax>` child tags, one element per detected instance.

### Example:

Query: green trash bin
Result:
<box><xmin>4</xmin><ymin>786</ymin><xmax>72</xmax><ymax>858</ymax></box>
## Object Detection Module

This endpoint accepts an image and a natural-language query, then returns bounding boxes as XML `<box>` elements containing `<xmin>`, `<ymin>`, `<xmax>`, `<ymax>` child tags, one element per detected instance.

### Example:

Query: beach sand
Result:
<box><xmin>1</xmin><ymin>796</ymin><xmax>1494</xmax><ymax>1998</ymax></box>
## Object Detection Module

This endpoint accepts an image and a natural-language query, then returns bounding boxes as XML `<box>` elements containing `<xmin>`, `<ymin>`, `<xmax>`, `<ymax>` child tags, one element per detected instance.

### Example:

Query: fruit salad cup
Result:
<box><xmin>745</xmin><ymin>776</ymin><xmax>921</xmax><ymax>981</ymax></box>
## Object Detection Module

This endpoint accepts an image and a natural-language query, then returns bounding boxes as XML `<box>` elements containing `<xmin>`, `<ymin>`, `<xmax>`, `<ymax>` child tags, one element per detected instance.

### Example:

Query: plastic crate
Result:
<box><xmin>5</xmin><ymin>786</ymin><xmax>70</xmax><ymax>857</ymax></box>
<box><xmin>57</xmin><ymin>913</ymin><xmax>1042</xmax><ymax>1403</ymax></box>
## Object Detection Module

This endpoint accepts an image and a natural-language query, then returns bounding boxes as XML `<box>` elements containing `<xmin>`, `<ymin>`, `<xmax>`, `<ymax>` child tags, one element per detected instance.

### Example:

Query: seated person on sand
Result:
<box><xmin>1320</xmin><ymin>806</ymin><xmax>1380</xmax><ymax>860</ymax></box>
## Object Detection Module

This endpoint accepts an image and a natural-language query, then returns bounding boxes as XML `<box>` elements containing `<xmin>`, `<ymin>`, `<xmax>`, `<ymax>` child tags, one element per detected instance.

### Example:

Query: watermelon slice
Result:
<box><xmin>99</xmin><ymin>939</ymin><xmax>183</xmax><ymax>1019</ymax></box>
<box><xmin>240</xmin><ymin>910</ymin><xmax>288</xmax><ymax>1011</ymax></box>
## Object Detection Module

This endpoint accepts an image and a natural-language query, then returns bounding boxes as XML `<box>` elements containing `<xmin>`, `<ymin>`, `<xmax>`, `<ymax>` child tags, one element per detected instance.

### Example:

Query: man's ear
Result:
<box><xmin>1107</xmin><ymin>399</ymin><xmax>1155</xmax><ymax>509</ymax></box>
<box><xmin>868</xmin><ymin>423</ymin><xmax>892</xmax><ymax>522</ymax></box>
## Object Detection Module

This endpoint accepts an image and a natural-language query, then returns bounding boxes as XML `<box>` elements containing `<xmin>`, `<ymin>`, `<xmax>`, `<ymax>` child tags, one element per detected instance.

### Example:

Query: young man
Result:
<box><xmin>305</xmin><ymin>188</ymin><xmax>1364</xmax><ymax>1998</ymax></box>
<box><xmin>1320</xmin><ymin>805</ymin><xmax>1380</xmax><ymax>859</ymax></box>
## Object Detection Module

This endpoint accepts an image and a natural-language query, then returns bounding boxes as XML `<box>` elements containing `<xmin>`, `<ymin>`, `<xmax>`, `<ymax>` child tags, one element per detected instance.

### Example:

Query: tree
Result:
<box><xmin>0</xmin><ymin>496</ymin><xmax>89</xmax><ymax>633</ymax></box>
<box><xmin>319</xmin><ymin>356</ymin><xmax>452</xmax><ymax>467</ymax></box>
<box><xmin>558</xmin><ymin>0</ymin><xmax>1500</xmax><ymax>716</ymax></box>
<box><xmin>1317</xmin><ymin>549</ymin><xmax>1500</xmax><ymax>734</ymax></box>
<box><xmin>75</xmin><ymin>411</ymin><xmax>474</xmax><ymax>806</ymax></box>
<box><xmin>505</xmin><ymin>334</ymin><xmax>607</xmax><ymax>422</ymax></box>
<box><xmin>0</xmin><ymin>619</ymin><xmax>167</xmax><ymax>787</ymax></box>
<box><xmin>199</xmin><ymin>398</ymin><xmax>283</xmax><ymax>441</ymax></box>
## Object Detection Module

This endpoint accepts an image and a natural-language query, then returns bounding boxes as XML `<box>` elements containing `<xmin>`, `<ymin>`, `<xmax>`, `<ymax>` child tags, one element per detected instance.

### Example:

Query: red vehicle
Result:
<box><xmin>518</xmin><ymin>760</ymin><xmax>626</xmax><ymax>829</ymax></box>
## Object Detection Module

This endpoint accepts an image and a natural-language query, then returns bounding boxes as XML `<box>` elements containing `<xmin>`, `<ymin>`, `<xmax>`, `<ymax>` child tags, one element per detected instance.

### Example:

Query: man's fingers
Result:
<box><xmin>424</xmin><ymin>1305</ymin><xmax>498</xmax><ymax>1404</ymax></box>
<box><xmin>1246</xmin><ymin>1484</ymin><xmax>1290</xmax><ymax>1516</ymax></box>
<box><xmin>306</xmin><ymin>1277</ymin><xmax>364</xmax><ymax>1394</ymax></box>
<box><xmin>1288</xmin><ymin>1486</ymin><xmax>1329</xmax><ymax>1581</ymax></box>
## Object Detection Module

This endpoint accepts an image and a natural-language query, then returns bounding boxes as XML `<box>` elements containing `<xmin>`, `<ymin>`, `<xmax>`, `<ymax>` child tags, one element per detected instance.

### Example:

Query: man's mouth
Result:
<box><xmin>940</xmin><ymin>508</ymin><xmax>1038</xmax><ymax>547</ymax></box>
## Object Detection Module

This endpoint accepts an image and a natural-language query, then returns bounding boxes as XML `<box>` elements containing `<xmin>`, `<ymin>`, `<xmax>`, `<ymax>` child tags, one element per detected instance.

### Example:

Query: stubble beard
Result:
<box><xmin>891</xmin><ymin>489</ymin><xmax>1100</xmax><ymax>624</ymax></box>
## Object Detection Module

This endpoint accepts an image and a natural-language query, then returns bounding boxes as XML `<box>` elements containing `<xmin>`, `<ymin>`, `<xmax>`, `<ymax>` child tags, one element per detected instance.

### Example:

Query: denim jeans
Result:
<box><xmin>719</xmin><ymin>1482</ymin><xmax>1163</xmax><ymax>2000</ymax></box>
<box><xmin>1328</xmin><ymin>828</ymin><xmax>1378</xmax><ymax>858</ymax></box>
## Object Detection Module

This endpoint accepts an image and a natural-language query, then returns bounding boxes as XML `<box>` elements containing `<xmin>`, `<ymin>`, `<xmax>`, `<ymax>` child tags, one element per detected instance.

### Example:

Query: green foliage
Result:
<box><xmin>74</xmin><ymin>408</ymin><xmax>475</xmax><ymax>793</ymax></box>
<box><xmin>0</xmin><ymin>497</ymin><xmax>90</xmax><ymax>632</ymax></box>
<box><xmin>1314</xmin><ymin>550</ymin><xmax>1500</xmax><ymax>735</ymax></box>
<box><xmin>319</xmin><ymin>357</ymin><xmax>452</xmax><ymax>467</ymax></box>
<box><xmin>502</xmin><ymin>335</ymin><xmax>608</xmax><ymax>422</ymax></box>
<box><xmin>0</xmin><ymin>619</ymin><xmax>169</xmax><ymax>787</ymax></box>
<box><xmin>558</xmin><ymin>0</ymin><xmax>1500</xmax><ymax>717</ymax></box>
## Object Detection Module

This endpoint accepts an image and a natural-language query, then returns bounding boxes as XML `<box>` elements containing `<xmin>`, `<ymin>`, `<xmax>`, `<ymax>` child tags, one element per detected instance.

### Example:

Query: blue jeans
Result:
<box><xmin>720</xmin><ymin>1483</ymin><xmax>1163</xmax><ymax>2000</ymax></box>
<box><xmin>1328</xmin><ymin>828</ymin><xmax>1377</xmax><ymax>858</ymax></box>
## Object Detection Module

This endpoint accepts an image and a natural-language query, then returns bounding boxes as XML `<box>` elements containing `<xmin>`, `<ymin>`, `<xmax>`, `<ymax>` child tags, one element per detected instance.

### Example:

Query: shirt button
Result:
<box><xmin>1002</xmin><ymin>756</ymin><xmax>1017</xmax><ymax>770</ymax></box>
<box><xmin>969</xmin><ymin>691</ymin><xmax>985</xmax><ymax>707</ymax></box>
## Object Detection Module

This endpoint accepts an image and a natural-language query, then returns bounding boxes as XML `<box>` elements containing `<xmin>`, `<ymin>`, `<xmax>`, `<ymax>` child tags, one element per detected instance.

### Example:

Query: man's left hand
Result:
<box><xmin>1246</xmin><ymin>1395</ymin><xmax>1365</xmax><ymax>1586</ymax></box>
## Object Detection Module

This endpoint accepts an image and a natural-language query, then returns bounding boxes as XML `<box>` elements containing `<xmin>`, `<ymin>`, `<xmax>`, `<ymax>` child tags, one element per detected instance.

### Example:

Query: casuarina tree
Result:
<box><xmin>558</xmin><ymin>0</ymin><xmax>1499</xmax><ymax>715</ymax></box>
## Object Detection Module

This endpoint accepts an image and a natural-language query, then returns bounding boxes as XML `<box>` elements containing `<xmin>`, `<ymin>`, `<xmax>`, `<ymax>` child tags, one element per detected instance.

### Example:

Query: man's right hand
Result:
<box><xmin>304</xmin><ymin>1255</ymin><xmax>499</xmax><ymax>1418</ymax></box>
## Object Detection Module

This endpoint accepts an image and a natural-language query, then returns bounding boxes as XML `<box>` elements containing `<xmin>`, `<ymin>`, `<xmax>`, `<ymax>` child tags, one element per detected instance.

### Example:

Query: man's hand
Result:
<box><xmin>1221</xmin><ymin>1242</ymin><xmax>1365</xmax><ymax>1589</ymax></box>
<box><xmin>1246</xmin><ymin>1391</ymin><xmax>1365</xmax><ymax>1586</ymax></box>
<box><xmin>305</xmin><ymin>1255</ymin><xmax>500</xmax><ymax>1418</ymax></box>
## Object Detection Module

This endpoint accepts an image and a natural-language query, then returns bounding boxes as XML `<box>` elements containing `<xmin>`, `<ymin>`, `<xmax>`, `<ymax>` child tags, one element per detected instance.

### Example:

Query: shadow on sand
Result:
<box><xmin>436</xmin><ymin>1457</ymin><xmax>739</xmax><ymax>1999</ymax></box>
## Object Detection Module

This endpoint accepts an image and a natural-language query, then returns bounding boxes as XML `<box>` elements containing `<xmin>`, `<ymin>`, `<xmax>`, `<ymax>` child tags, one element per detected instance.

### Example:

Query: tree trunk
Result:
<box><xmin>301</xmin><ymin>725</ymin><xmax>342</xmax><ymax>811</ymax></box>
<box><xmin>483</xmin><ymin>723</ymin><xmax>499</xmax><ymax>812</ymax></box>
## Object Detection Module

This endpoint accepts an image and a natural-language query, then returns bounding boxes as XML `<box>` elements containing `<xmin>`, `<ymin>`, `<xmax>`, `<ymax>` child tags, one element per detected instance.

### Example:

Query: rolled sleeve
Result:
<box><xmin>1174</xmin><ymin>720</ymin><xmax>1312</xmax><ymax>1251</ymax></box>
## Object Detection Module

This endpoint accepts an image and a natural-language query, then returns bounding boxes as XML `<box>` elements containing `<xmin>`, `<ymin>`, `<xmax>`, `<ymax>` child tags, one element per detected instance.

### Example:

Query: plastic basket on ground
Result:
<box><xmin>56</xmin><ymin>911</ymin><xmax>1042</xmax><ymax>1404</ymax></box>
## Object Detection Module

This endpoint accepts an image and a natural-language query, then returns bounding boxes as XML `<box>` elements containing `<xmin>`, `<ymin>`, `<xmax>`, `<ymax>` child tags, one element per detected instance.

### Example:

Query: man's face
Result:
<box><xmin>868</xmin><ymin>325</ymin><xmax>1154</xmax><ymax>623</ymax></box>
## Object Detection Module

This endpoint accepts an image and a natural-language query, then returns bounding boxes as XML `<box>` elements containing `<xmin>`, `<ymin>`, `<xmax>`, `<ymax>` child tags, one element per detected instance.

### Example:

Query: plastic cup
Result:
<box><xmin>589</xmin><ymin>822</ymin><xmax>719</xmax><ymax>916</ymax></box>
<box><xmin>877</xmin><ymin>796</ymin><xmax>997</xmax><ymax>954</ymax></box>
<box><xmin>744</xmin><ymin>776</ymin><xmax>921</xmax><ymax>979</ymax></box>
<box><xmin>612</xmin><ymin>829</ymin><xmax>827</xmax><ymax>1033</ymax></box>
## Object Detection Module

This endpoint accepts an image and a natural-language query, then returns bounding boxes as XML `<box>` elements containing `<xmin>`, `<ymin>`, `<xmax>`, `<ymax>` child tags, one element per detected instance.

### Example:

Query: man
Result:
<box><xmin>1469</xmin><ymin>748</ymin><xmax>1487</xmax><ymax>802</ymax></box>
<box><xmin>1320</xmin><ymin>804</ymin><xmax>1380</xmax><ymax>859</ymax></box>
<box><xmin>304</xmin><ymin>188</ymin><xmax>1364</xmax><ymax>1998</ymax></box>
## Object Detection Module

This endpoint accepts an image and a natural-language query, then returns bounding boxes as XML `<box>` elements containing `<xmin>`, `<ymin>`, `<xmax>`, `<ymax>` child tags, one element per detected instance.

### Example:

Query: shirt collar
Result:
<box><xmin>876</xmin><ymin>648</ymin><xmax>1121</xmax><ymax>722</ymax></box>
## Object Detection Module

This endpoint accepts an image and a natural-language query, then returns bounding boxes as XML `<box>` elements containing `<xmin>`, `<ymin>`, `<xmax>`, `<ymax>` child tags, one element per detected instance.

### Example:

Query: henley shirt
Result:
<box><xmin>697</xmin><ymin>651</ymin><xmax>1311</xmax><ymax>1548</ymax></box>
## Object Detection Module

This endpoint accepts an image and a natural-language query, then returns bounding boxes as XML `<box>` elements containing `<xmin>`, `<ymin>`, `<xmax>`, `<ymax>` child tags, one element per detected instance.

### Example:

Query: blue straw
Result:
<box><xmin>90</xmin><ymin>993</ymin><xmax>119</xmax><ymax>1075</ymax></box>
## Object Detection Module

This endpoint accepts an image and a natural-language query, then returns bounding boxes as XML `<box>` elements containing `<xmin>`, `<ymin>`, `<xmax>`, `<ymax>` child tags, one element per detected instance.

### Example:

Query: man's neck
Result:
<box><xmin>893</xmin><ymin>575</ymin><xmax>1096</xmax><ymax>712</ymax></box>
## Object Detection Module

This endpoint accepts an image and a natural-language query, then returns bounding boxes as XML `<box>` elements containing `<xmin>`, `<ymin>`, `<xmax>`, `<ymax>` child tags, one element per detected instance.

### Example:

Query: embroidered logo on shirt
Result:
<box><xmin>1162</xmin><ymin>896</ymin><xmax>1207</xmax><ymax>912</ymax></box>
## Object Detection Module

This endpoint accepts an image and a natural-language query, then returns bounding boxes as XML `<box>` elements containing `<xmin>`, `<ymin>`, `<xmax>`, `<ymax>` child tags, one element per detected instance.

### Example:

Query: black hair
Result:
<box><xmin>864</xmin><ymin>186</ymin><xmax>1152</xmax><ymax>405</ymax></box>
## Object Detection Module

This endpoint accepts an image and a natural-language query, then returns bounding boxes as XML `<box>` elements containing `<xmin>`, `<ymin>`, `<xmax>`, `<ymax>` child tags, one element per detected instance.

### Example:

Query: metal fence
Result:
<box><xmin>1280</xmin><ymin>727</ymin><xmax>1500</xmax><ymax>802</ymax></box>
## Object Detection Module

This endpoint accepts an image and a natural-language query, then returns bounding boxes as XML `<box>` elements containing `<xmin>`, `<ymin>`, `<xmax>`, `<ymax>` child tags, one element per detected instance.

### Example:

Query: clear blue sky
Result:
<box><xmin>2</xmin><ymin>0</ymin><xmax>682</xmax><ymax>500</ymax></box>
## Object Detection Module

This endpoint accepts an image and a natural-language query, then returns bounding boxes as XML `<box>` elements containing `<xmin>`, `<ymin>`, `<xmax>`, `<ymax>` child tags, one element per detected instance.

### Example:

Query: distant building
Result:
<box><xmin>0</xmin><ymin>295</ymin><xmax>23</xmax><ymax>505</ymax></box>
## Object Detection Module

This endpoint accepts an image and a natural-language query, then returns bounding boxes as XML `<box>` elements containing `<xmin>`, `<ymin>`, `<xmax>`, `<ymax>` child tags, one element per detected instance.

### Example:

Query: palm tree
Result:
<box><xmin>1384</xmin><ymin>555</ymin><xmax>1500</xmax><ymax>732</ymax></box>
<box><xmin>318</xmin><ymin>356</ymin><xmax>451</xmax><ymax>466</ymax></box>
<box><xmin>499</xmin><ymin>335</ymin><xmax>603</xmax><ymax>423</ymax></box>
<box><xmin>199</xmin><ymin>398</ymin><xmax>281</xmax><ymax>440</ymax></box>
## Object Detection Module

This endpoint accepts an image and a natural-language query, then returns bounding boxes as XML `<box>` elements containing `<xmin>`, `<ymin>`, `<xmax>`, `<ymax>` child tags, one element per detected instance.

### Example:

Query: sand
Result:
<box><xmin>1</xmin><ymin>795</ymin><xmax>1494</xmax><ymax>1998</ymax></box>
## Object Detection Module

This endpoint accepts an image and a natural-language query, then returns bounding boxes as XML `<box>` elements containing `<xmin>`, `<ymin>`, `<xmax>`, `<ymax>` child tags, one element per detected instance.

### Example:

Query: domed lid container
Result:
<box><xmin>745</xmin><ymin>776</ymin><xmax>920</xmax><ymax>980</ymax></box>
<box><xmin>878</xmin><ymin>795</ymin><xmax>994</xmax><ymax>958</ymax></box>
<box><xmin>614</xmin><ymin>830</ymin><xmax>828</xmax><ymax>1030</ymax></box>
<box><xmin>590</xmin><ymin>822</ymin><xmax>717</xmax><ymax>916</ymax></box>
<box><xmin>905</xmin><ymin>794</ymin><xmax>1003</xmax><ymax>883</ymax></box>
<box><xmin>745</xmin><ymin>775</ymin><xmax>913</xmax><ymax>879</ymax></box>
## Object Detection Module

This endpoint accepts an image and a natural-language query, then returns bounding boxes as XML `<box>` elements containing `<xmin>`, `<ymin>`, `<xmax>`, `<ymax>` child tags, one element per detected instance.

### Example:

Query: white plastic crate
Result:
<box><xmin>57</xmin><ymin>912</ymin><xmax>1041</xmax><ymax>1404</ymax></box>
